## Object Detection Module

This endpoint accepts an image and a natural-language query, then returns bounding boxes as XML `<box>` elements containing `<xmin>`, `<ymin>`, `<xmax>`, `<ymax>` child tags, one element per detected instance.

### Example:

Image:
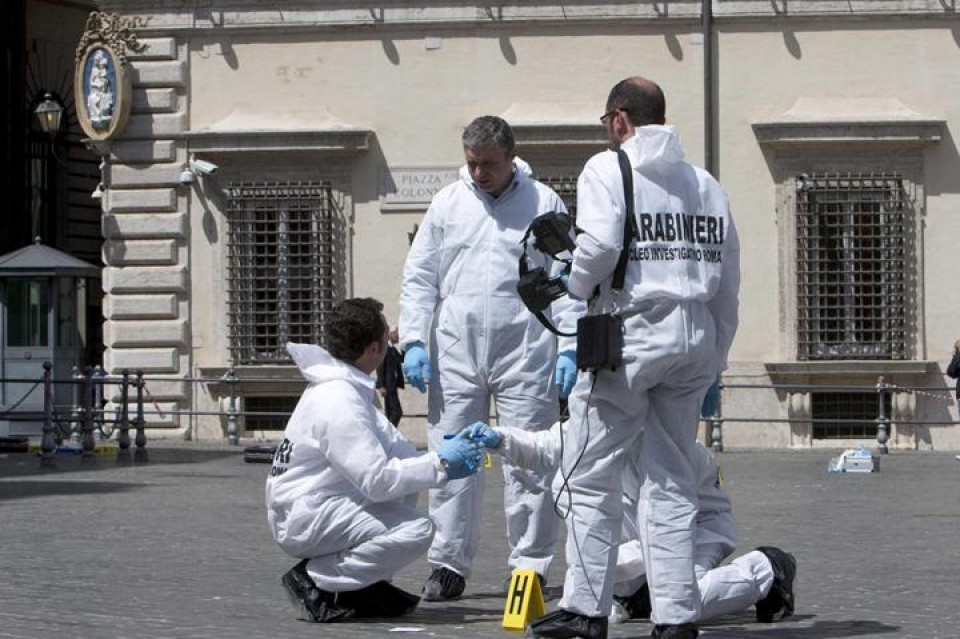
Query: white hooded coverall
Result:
<box><xmin>399</xmin><ymin>160</ymin><xmax>566</xmax><ymax>578</ymax></box>
<box><xmin>561</xmin><ymin>125</ymin><xmax>741</xmax><ymax>624</ymax></box>
<box><xmin>495</xmin><ymin>424</ymin><xmax>773</xmax><ymax>622</ymax></box>
<box><xmin>265</xmin><ymin>343</ymin><xmax>445</xmax><ymax>591</ymax></box>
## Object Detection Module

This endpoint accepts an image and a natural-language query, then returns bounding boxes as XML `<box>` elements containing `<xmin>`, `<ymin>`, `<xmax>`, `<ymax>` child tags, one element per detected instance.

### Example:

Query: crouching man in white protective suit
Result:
<box><xmin>265</xmin><ymin>298</ymin><xmax>486</xmax><ymax>624</ymax></box>
<box><xmin>467</xmin><ymin>422</ymin><xmax>797</xmax><ymax>628</ymax></box>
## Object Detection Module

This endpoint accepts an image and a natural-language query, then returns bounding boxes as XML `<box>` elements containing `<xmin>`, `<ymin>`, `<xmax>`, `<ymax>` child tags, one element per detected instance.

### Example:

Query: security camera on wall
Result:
<box><xmin>189</xmin><ymin>157</ymin><xmax>219</xmax><ymax>176</ymax></box>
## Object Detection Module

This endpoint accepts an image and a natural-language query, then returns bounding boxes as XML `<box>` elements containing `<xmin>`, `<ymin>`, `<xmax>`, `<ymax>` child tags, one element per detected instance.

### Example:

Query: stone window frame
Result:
<box><xmin>187</xmin><ymin>127</ymin><xmax>370</xmax><ymax>387</ymax></box>
<box><xmin>754</xmin><ymin>112</ymin><xmax>943</xmax><ymax>447</ymax></box>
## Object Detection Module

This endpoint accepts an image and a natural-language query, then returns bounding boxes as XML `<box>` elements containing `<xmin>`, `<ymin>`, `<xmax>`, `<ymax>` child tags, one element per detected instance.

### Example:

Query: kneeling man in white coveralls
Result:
<box><xmin>265</xmin><ymin>298</ymin><xmax>485</xmax><ymax>623</ymax></box>
<box><xmin>468</xmin><ymin>422</ymin><xmax>796</xmax><ymax>627</ymax></box>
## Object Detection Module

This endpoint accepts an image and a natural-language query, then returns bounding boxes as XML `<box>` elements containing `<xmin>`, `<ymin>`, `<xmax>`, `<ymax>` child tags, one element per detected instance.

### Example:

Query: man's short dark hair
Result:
<box><xmin>325</xmin><ymin>298</ymin><xmax>387</xmax><ymax>362</ymax></box>
<box><xmin>606</xmin><ymin>77</ymin><xmax>666</xmax><ymax>127</ymax></box>
<box><xmin>462</xmin><ymin>115</ymin><xmax>515</xmax><ymax>154</ymax></box>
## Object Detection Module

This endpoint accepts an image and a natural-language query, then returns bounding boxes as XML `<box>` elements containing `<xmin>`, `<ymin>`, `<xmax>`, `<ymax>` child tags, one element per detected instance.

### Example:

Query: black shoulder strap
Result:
<box><xmin>517</xmin><ymin>236</ymin><xmax>577</xmax><ymax>338</ymax></box>
<box><xmin>613</xmin><ymin>149</ymin><xmax>637</xmax><ymax>292</ymax></box>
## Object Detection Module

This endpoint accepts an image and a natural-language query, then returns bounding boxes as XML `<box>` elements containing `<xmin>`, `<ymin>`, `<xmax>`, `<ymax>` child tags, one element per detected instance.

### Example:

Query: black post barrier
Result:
<box><xmin>71</xmin><ymin>365</ymin><xmax>83</xmax><ymax>441</ymax></box>
<box><xmin>134</xmin><ymin>370</ymin><xmax>148</xmax><ymax>462</ymax></box>
<box><xmin>40</xmin><ymin>362</ymin><xmax>56</xmax><ymax>468</ymax></box>
<box><xmin>876</xmin><ymin>376</ymin><xmax>890</xmax><ymax>454</ymax></box>
<box><xmin>710</xmin><ymin>382</ymin><xmax>724</xmax><ymax>452</ymax></box>
<box><xmin>91</xmin><ymin>365</ymin><xmax>106</xmax><ymax>438</ymax></box>
<box><xmin>116</xmin><ymin>369</ymin><xmax>131</xmax><ymax>463</ymax></box>
<box><xmin>80</xmin><ymin>366</ymin><xmax>96</xmax><ymax>462</ymax></box>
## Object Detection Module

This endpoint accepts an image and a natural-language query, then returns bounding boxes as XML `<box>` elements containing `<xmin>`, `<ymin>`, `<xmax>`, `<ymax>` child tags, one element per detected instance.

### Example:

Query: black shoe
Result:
<box><xmin>755</xmin><ymin>546</ymin><xmax>797</xmax><ymax>623</ymax></box>
<box><xmin>421</xmin><ymin>566</ymin><xmax>466</xmax><ymax>601</ymax></box>
<box><xmin>338</xmin><ymin>580</ymin><xmax>421</xmax><ymax>618</ymax></box>
<box><xmin>526</xmin><ymin>609</ymin><xmax>608</xmax><ymax>639</ymax></box>
<box><xmin>280</xmin><ymin>560</ymin><xmax>354</xmax><ymax>623</ymax></box>
<box><xmin>651</xmin><ymin>623</ymin><xmax>699</xmax><ymax>638</ymax></box>
<box><xmin>613</xmin><ymin>582</ymin><xmax>651</xmax><ymax>620</ymax></box>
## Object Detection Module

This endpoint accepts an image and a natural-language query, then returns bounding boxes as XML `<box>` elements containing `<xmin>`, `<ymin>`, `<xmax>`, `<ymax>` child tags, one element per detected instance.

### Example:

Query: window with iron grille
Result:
<box><xmin>538</xmin><ymin>175</ymin><xmax>579</xmax><ymax>220</ymax></box>
<box><xmin>225</xmin><ymin>181</ymin><xmax>345</xmax><ymax>364</ymax></box>
<box><xmin>796</xmin><ymin>172</ymin><xmax>910</xmax><ymax>360</ymax></box>
<box><xmin>811</xmin><ymin>391</ymin><xmax>887</xmax><ymax>439</ymax></box>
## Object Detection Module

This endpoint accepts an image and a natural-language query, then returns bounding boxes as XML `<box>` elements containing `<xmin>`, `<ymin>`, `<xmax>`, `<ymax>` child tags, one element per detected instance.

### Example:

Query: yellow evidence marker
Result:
<box><xmin>502</xmin><ymin>568</ymin><xmax>545</xmax><ymax>631</ymax></box>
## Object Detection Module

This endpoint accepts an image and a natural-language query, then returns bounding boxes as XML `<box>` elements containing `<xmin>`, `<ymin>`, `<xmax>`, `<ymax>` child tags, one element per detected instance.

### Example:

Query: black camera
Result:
<box><xmin>529</xmin><ymin>211</ymin><xmax>576</xmax><ymax>258</ymax></box>
<box><xmin>517</xmin><ymin>266</ymin><xmax>568</xmax><ymax>313</ymax></box>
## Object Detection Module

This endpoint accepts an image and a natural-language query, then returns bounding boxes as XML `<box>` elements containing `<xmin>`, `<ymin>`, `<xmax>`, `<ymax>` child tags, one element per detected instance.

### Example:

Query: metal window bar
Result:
<box><xmin>226</xmin><ymin>182</ymin><xmax>344</xmax><ymax>364</ymax></box>
<box><xmin>796</xmin><ymin>172</ymin><xmax>908</xmax><ymax>360</ymax></box>
<box><xmin>810</xmin><ymin>391</ymin><xmax>887</xmax><ymax>439</ymax></box>
<box><xmin>538</xmin><ymin>175</ymin><xmax>579</xmax><ymax>220</ymax></box>
<box><xmin>244</xmin><ymin>396</ymin><xmax>299</xmax><ymax>431</ymax></box>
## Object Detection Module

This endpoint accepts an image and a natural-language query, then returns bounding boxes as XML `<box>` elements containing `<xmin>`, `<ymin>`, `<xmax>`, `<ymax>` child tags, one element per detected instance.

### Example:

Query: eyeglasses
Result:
<box><xmin>600</xmin><ymin>108</ymin><xmax>623</xmax><ymax>125</ymax></box>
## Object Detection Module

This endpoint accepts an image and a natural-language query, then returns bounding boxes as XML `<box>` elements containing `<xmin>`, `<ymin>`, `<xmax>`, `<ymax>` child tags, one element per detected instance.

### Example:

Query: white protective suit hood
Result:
<box><xmin>620</xmin><ymin>125</ymin><xmax>685</xmax><ymax>172</ymax></box>
<box><xmin>286</xmin><ymin>342</ymin><xmax>374</xmax><ymax>391</ymax></box>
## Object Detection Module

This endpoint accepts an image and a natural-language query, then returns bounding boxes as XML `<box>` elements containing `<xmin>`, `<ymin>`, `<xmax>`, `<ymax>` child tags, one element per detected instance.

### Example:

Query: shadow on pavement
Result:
<box><xmin>402</xmin><ymin>602</ymin><xmax>502</xmax><ymax>625</ymax></box>
<box><xmin>702</xmin><ymin>619</ymin><xmax>900</xmax><ymax>638</ymax></box>
<box><xmin>0</xmin><ymin>445</ymin><xmax>242</xmax><ymax>479</ymax></box>
<box><xmin>0</xmin><ymin>479</ymin><xmax>140</xmax><ymax>502</ymax></box>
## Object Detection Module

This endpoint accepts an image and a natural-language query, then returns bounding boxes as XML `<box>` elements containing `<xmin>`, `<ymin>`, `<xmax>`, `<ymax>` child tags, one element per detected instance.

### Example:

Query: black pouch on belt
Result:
<box><xmin>576</xmin><ymin>314</ymin><xmax>623</xmax><ymax>371</ymax></box>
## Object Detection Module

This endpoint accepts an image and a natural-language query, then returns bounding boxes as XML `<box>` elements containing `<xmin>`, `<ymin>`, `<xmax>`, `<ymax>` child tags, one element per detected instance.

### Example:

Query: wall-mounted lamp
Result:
<box><xmin>34</xmin><ymin>93</ymin><xmax>64</xmax><ymax>139</ymax></box>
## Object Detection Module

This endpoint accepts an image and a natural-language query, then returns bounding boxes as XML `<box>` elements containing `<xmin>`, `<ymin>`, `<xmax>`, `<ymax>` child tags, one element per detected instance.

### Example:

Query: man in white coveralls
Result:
<box><xmin>265</xmin><ymin>298</ymin><xmax>485</xmax><ymax>623</ymax></box>
<box><xmin>527</xmin><ymin>76</ymin><xmax>744</xmax><ymax>639</ymax></box>
<box><xmin>399</xmin><ymin>115</ymin><xmax>572</xmax><ymax>601</ymax></box>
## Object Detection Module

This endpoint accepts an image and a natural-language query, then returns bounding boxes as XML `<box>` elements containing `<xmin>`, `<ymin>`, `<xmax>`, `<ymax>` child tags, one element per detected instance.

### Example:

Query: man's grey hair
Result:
<box><xmin>462</xmin><ymin>115</ymin><xmax>515</xmax><ymax>153</ymax></box>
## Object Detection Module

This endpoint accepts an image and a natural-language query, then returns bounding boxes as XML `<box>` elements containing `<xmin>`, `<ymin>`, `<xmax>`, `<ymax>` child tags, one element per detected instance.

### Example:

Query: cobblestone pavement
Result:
<box><xmin>1</xmin><ymin>443</ymin><xmax>958</xmax><ymax>639</ymax></box>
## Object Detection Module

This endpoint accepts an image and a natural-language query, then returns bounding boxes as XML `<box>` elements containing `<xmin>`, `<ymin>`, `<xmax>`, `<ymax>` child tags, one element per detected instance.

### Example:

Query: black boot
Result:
<box><xmin>613</xmin><ymin>582</ymin><xmax>651</xmax><ymax>620</ymax></box>
<box><xmin>421</xmin><ymin>566</ymin><xmax>466</xmax><ymax>601</ymax></box>
<box><xmin>755</xmin><ymin>546</ymin><xmax>797</xmax><ymax>622</ymax></box>
<box><xmin>651</xmin><ymin>623</ymin><xmax>699</xmax><ymax>638</ymax></box>
<box><xmin>339</xmin><ymin>580</ymin><xmax>421</xmax><ymax>618</ymax></box>
<box><xmin>526</xmin><ymin>609</ymin><xmax>608</xmax><ymax>639</ymax></box>
<box><xmin>280</xmin><ymin>560</ymin><xmax>354</xmax><ymax>623</ymax></box>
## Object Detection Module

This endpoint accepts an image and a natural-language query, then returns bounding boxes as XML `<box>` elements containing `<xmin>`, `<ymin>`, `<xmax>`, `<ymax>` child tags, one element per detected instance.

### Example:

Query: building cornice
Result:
<box><xmin>182</xmin><ymin>129</ymin><xmax>371</xmax><ymax>155</ymax></box>
<box><xmin>95</xmin><ymin>1</ymin><xmax>958</xmax><ymax>34</ymax></box>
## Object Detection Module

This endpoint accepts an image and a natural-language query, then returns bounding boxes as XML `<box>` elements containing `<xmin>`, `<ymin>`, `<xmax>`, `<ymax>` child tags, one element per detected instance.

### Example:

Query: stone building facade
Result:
<box><xmin>90</xmin><ymin>1</ymin><xmax>960</xmax><ymax>450</ymax></box>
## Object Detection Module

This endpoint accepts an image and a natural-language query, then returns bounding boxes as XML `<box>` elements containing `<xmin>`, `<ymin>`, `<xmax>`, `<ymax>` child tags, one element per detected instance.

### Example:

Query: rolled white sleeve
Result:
<box><xmin>399</xmin><ymin>205</ymin><xmax>443</xmax><ymax>350</ymax></box>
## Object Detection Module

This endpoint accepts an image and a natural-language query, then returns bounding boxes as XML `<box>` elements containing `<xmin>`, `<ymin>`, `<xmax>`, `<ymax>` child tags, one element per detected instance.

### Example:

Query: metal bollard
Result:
<box><xmin>116</xmin><ymin>369</ymin><xmax>131</xmax><ymax>463</ymax></box>
<box><xmin>876</xmin><ymin>375</ymin><xmax>890</xmax><ymax>455</ymax></box>
<box><xmin>79</xmin><ymin>367</ymin><xmax>96</xmax><ymax>462</ymax></box>
<box><xmin>71</xmin><ymin>365</ymin><xmax>83</xmax><ymax>442</ymax></box>
<box><xmin>134</xmin><ymin>370</ymin><xmax>148</xmax><ymax>462</ymax></box>
<box><xmin>91</xmin><ymin>365</ymin><xmax>106</xmax><ymax>436</ymax></box>
<box><xmin>40</xmin><ymin>362</ymin><xmax>56</xmax><ymax>468</ymax></box>
<box><xmin>223</xmin><ymin>368</ymin><xmax>240</xmax><ymax>445</ymax></box>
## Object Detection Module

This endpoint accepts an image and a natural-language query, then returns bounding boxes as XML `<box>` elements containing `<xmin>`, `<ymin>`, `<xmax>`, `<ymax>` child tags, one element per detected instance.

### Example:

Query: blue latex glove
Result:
<box><xmin>402</xmin><ymin>342</ymin><xmax>431</xmax><ymax>393</ymax></box>
<box><xmin>436</xmin><ymin>434</ymin><xmax>484</xmax><ymax>480</ymax></box>
<box><xmin>554</xmin><ymin>350</ymin><xmax>578</xmax><ymax>400</ymax></box>
<box><xmin>465</xmin><ymin>421</ymin><xmax>502</xmax><ymax>450</ymax></box>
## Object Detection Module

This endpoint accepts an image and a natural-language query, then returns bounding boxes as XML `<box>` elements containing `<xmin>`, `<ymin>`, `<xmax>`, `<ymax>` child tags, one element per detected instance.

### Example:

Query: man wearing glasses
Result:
<box><xmin>529</xmin><ymin>77</ymin><xmax>745</xmax><ymax>639</ymax></box>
